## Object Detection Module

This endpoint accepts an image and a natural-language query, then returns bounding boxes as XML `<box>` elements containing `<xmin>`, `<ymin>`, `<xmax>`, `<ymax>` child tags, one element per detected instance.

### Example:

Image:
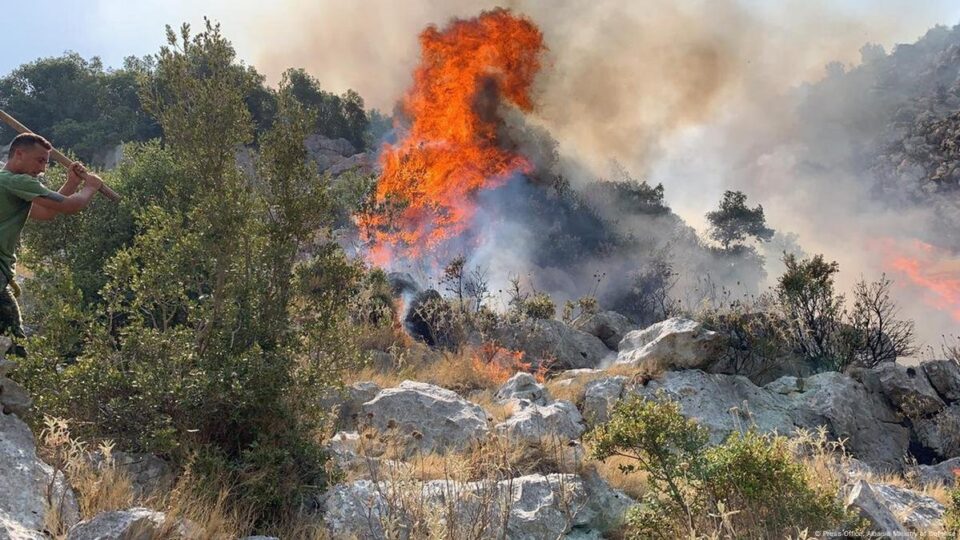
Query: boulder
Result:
<box><xmin>626</xmin><ymin>370</ymin><xmax>910</xmax><ymax>471</ymax></box>
<box><xmin>327</xmin><ymin>152</ymin><xmax>373</xmax><ymax>177</ymax></box>
<box><xmin>495</xmin><ymin>400</ymin><xmax>585</xmax><ymax>443</ymax></box>
<box><xmin>616</xmin><ymin>318</ymin><xmax>724</xmax><ymax>371</ymax></box>
<box><xmin>0</xmin><ymin>357</ymin><xmax>16</xmax><ymax>377</ymax></box>
<box><xmin>844</xmin><ymin>480</ymin><xmax>911</xmax><ymax>536</ymax></box>
<box><xmin>495</xmin><ymin>373</ymin><xmax>549</xmax><ymax>405</ymax></box>
<box><xmin>573</xmin><ymin>311</ymin><xmax>633</xmax><ymax>350</ymax></box>
<box><xmin>873</xmin><ymin>363</ymin><xmax>945</xmax><ymax>417</ymax></box>
<box><xmin>0</xmin><ymin>376</ymin><xmax>31</xmax><ymax>415</ymax></box>
<box><xmin>495</xmin><ymin>319</ymin><xmax>612</xmax><ymax>370</ymax></box>
<box><xmin>913</xmin><ymin>402</ymin><xmax>960</xmax><ymax>459</ymax></box>
<box><xmin>763</xmin><ymin>376</ymin><xmax>802</xmax><ymax>395</ymax></box>
<box><xmin>631</xmin><ymin>370</ymin><xmax>796</xmax><ymax>445</ymax></box>
<box><xmin>67</xmin><ymin>508</ymin><xmax>199</xmax><ymax>540</ymax></box>
<box><xmin>360</xmin><ymin>381</ymin><xmax>489</xmax><ymax>454</ymax></box>
<box><xmin>914</xmin><ymin>456</ymin><xmax>960</xmax><ymax>487</ymax></box>
<box><xmin>580</xmin><ymin>376</ymin><xmax>627</xmax><ymax>426</ymax></box>
<box><xmin>847</xmin><ymin>481</ymin><xmax>945</xmax><ymax>533</ymax></box>
<box><xmin>320</xmin><ymin>381</ymin><xmax>382</xmax><ymax>430</ymax></box>
<box><xmin>0</xmin><ymin>412</ymin><xmax>79</xmax><ymax>538</ymax></box>
<box><xmin>791</xmin><ymin>372</ymin><xmax>911</xmax><ymax>471</ymax></box>
<box><xmin>320</xmin><ymin>480</ymin><xmax>389</xmax><ymax>538</ymax></box>
<box><xmin>321</xmin><ymin>473</ymin><xmax>631</xmax><ymax>539</ymax></box>
<box><xmin>922</xmin><ymin>359</ymin><xmax>960</xmax><ymax>402</ymax></box>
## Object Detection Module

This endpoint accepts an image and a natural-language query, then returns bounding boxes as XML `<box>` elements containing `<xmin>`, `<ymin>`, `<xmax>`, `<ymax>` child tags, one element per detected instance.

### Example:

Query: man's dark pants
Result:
<box><xmin>0</xmin><ymin>281</ymin><xmax>24</xmax><ymax>339</ymax></box>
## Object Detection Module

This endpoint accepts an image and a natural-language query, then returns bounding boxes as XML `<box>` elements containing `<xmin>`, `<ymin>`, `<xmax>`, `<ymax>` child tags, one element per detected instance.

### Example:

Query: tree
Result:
<box><xmin>848</xmin><ymin>274</ymin><xmax>916</xmax><ymax>366</ymax></box>
<box><xmin>0</xmin><ymin>53</ymin><xmax>162</xmax><ymax>162</ymax></box>
<box><xmin>706</xmin><ymin>190</ymin><xmax>774</xmax><ymax>250</ymax></box>
<box><xmin>283</xmin><ymin>68</ymin><xmax>369</xmax><ymax>150</ymax></box>
<box><xmin>18</xmin><ymin>20</ymin><xmax>364</xmax><ymax>525</ymax></box>
<box><xmin>776</xmin><ymin>253</ymin><xmax>845</xmax><ymax>368</ymax></box>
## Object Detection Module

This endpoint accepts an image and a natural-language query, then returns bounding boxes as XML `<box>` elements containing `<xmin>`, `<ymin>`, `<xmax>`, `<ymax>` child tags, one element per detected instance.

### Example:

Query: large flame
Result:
<box><xmin>359</xmin><ymin>9</ymin><xmax>545</xmax><ymax>266</ymax></box>
<box><xmin>880</xmin><ymin>239</ymin><xmax>960</xmax><ymax>322</ymax></box>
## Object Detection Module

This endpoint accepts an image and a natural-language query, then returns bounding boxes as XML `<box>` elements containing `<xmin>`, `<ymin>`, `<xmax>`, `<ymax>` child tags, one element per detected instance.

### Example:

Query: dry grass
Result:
<box><xmin>37</xmin><ymin>416</ymin><xmax>261</xmax><ymax>539</ymax></box>
<box><xmin>335</xmin><ymin>430</ymin><xmax>587</xmax><ymax>539</ymax></box>
<box><xmin>347</xmin><ymin>343</ymin><xmax>548</xmax><ymax>398</ymax></box>
<box><xmin>545</xmin><ymin>362</ymin><xmax>649</xmax><ymax>407</ymax></box>
<box><xmin>584</xmin><ymin>456</ymin><xmax>649</xmax><ymax>501</ymax></box>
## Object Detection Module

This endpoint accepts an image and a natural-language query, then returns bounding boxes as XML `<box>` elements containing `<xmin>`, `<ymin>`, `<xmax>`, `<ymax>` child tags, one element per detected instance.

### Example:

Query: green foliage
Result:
<box><xmin>17</xmin><ymin>21</ymin><xmax>364</xmax><ymax>527</ymax></box>
<box><xmin>946</xmin><ymin>482</ymin><xmax>960</xmax><ymax>537</ymax></box>
<box><xmin>776</xmin><ymin>253</ymin><xmax>847</xmax><ymax>370</ymax></box>
<box><xmin>588</xmin><ymin>394</ymin><xmax>847</xmax><ymax>539</ymax></box>
<box><xmin>521</xmin><ymin>292</ymin><xmax>557</xmax><ymax>320</ymax></box>
<box><xmin>697</xmin><ymin>294</ymin><xmax>796</xmax><ymax>382</ymax></box>
<box><xmin>706</xmin><ymin>190</ymin><xmax>774</xmax><ymax>250</ymax></box>
<box><xmin>0</xmin><ymin>53</ymin><xmax>161</xmax><ymax>162</ymax></box>
<box><xmin>283</xmin><ymin>68</ymin><xmax>369</xmax><ymax>150</ymax></box>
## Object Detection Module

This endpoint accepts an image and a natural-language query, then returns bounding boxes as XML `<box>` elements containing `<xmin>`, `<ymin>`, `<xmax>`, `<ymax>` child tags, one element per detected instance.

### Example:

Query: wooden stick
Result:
<box><xmin>0</xmin><ymin>109</ymin><xmax>121</xmax><ymax>202</ymax></box>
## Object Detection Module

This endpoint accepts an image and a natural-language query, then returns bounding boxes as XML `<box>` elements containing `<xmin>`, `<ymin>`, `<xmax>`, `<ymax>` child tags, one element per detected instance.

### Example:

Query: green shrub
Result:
<box><xmin>16</xmin><ymin>21</ymin><xmax>363</xmax><ymax>529</ymax></box>
<box><xmin>588</xmin><ymin>394</ymin><xmax>848</xmax><ymax>539</ymax></box>
<box><xmin>947</xmin><ymin>481</ymin><xmax>960</xmax><ymax>537</ymax></box>
<box><xmin>522</xmin><ymin>292</ymin><xmax>556</xmax><ymax>320</ymax></box>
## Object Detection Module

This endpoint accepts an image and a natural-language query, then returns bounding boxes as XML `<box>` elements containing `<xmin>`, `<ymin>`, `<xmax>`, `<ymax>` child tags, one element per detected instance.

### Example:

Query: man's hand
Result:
<box><xmin>83</xmin><ymin>173</ymin><xmax>103</xmax><ymax>191</ymax></box>
<box><xmin>67</xmin><ymin>161</ymin><xmax>86</xmax><ymax>186</ymax></box>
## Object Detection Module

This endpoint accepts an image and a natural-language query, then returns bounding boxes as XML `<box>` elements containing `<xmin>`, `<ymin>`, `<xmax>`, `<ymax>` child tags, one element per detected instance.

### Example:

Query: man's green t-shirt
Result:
<box><xmin>0</xmin><ymin>169</ymin><xmax>58</xmax><ymax>282</ymax></box>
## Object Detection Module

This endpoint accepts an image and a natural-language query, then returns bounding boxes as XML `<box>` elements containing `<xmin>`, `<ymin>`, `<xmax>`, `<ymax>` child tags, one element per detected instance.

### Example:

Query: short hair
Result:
<box><xmin>7</xmin><ymin>133</ymin><xmax>52</xmax><ymax>159</ymax></box>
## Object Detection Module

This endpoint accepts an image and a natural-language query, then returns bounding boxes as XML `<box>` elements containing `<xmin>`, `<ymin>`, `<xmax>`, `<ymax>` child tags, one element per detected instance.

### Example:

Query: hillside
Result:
<box><xmin>0</xmin><ymin>13</ymin><xmax>959</xmax><ymax>540</ymax></box>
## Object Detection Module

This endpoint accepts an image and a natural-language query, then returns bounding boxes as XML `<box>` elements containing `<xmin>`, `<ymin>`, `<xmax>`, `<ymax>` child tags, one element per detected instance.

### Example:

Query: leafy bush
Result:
<box><xmin>776</xmin><ymin>254</ymin><xmax>847</xmax><ymax>370</ymax></box>
<box><xmin>588</xmin><ymin>394</ymin><xmax>847</xmax><ymax>539</ymax></box>
<box><xmin>17</xmin><ymin>21</ymin><xmax>364</xmax><ymax>527</ymax></box>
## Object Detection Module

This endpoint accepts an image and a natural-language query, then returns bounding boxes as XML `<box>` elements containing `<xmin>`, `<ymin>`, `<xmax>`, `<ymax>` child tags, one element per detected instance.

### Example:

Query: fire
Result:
<box><xmin>880</xmin><ymin>239</ymin><xmax>960</xmax><ymax>322</ymax></box>
<box><xmin>472</xmin><ymin>342</ymin><xmax>547</xmax><ymax>384</ymax></box>
<box><xmin>359</xmin><ymin>9</ymin><xmax>545</xmax><ymax>266</ymax></box>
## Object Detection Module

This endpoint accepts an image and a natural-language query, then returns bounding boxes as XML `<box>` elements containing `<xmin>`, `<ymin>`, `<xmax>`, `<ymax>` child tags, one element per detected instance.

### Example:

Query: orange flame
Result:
<box><xmin>359</xmin><ymin>9</ymin><xmax>545</xmax><ymax>266</ymax></box>
<box><xmin>472</xmin><ymin>343</ymin><xmax>547</xmax><ymax>385</ymax></box>
<box><xmin>880</xmin><ymin>239</ymin><xmax>960</xmax><ymax>322</ymax></box>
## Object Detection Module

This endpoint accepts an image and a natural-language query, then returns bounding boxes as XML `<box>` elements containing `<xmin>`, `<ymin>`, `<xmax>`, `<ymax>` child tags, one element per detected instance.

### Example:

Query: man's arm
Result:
<box><xmin>29</xmin><ymin>163</ymin><xmax>98</xmax><ymax>221</ymax></box>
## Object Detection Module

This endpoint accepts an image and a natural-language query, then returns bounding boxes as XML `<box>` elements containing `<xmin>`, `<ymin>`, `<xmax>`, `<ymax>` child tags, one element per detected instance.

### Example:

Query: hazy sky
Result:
<box><xmin>4</xmin><ymin>0</ymin><xmax>960</xmax><ymax>109</ymax></box>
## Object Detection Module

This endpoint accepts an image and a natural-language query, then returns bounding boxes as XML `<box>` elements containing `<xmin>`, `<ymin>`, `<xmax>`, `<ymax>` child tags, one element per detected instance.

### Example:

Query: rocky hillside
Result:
<box><xmin>3</xmin><ymin>314</ymin><xmax>958</xmax><ymax>538</ymax></box>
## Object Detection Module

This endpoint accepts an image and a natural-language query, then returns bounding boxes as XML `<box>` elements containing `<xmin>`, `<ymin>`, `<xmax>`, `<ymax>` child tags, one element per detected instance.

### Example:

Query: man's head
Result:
<box><xmin>5</xmin><ymin>133</ymin><xmax>52</xmax><ymax>176</ymax></box>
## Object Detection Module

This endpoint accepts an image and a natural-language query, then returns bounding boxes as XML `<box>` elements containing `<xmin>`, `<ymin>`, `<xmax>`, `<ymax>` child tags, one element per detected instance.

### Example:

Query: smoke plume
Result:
<box><xmin>226</xmin><ymin>1</ymin><xmax>960</xmax><ymax>346</ymax></box>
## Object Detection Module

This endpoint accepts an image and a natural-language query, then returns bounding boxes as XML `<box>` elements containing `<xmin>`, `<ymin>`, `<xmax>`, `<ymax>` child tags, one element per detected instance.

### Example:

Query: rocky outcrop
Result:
<box><xmin>874</xmin><ymin>363</ymin><xmax>945</xmax><ymax>417</ymax></box>
<box><xmin>495</xmin><ymin>400</ymin><xmax>585</xmax><ymax>443</ymax></box>
<box><xmin>1</xmin><ymin>412</ymin><xmax>80</xmax><ymax>539</ymax></box>
<box><xmin>495</xmin><ymin>319</ymin><xmax>612</xmax><ymax>370</ymax></box>
<box><xmin>632</xmin><ymin>369</ymin><xmax>796</xmax><ymax>444</ymax></box>
<box><xmin>914</xmin><ymin>456</ymin><xmax>960</xmax><ymax>487</ymax></box>
<box><xmin>602</xmin><ymin>368</ymin><xmax>910</xmax><ymax>470</ymax></box>
<box><xmin>617</xmin><ymin>318</ymin><xmax>724</xmax><ymax>371</ymax></box>
<box><xmin>790</xmin><ymin>372</ymin><xmax>910</xmax><ymax>471</ymax></box>
<box><xmin>495</xmin><ymin>373</ymin><xmax>549</xmax><ymax>405</ymax></box>
<box><xmin>67</xmin><ymin>508</ymin><xmax>198</xmax><ymax>540</ymax></box>
<box><xmin>573</xmin><ymin>311</ymin><xmax>633</xmax><ymax>350</ymax></box>
<box><xmin>0</xmin><ymin>375</ymin><xmax>31</xmax><ymax>416</ymax></box>
<box><xmin>913</xmin><ymin>402</ymin><xmax>960</xmax><ymax>460</ymax></box>
<box><xmin>922</xmin><ymin>359</ymin><xmax>960</xmax><ymax>402</ymax></box>
<box><xmin>321</xmin><ymin>474</ymin><xmax>632</xmax><ymax>539</ymax></box>
<box><xmin>844</xmin><ymin>480</ymin><xmax>945</xmax><ymax>535</ymax></box>
<box><xmin>320</xmin><ymin>381</ymin><xmax>382</xmax><ymax>431</ymax></box>
<box><xmin>360</xmin><ymin>381</ymin><xmax>488</xmax><ymax>454</ymax></box>
<box><xmin>581</xmin><ymin>376</ymin><xmax>627</xmax><ymax>426</ymax></box>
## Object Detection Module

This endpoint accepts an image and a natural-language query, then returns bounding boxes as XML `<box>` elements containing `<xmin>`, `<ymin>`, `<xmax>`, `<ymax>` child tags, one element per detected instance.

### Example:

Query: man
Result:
<box><xmin>0</xmin><ymin>133</ymin><xmax>103</xmax><ymax>342</ymax></box>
